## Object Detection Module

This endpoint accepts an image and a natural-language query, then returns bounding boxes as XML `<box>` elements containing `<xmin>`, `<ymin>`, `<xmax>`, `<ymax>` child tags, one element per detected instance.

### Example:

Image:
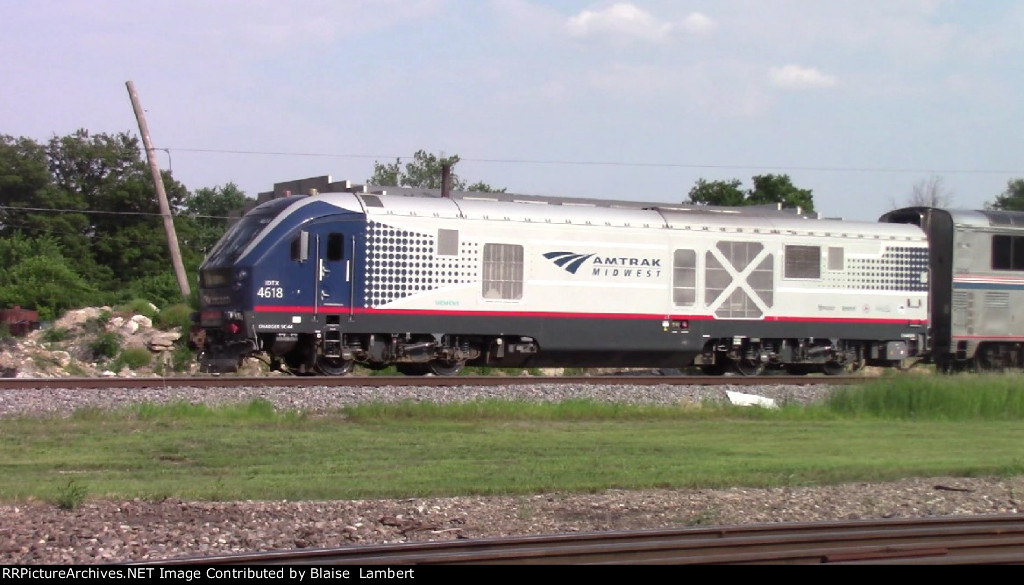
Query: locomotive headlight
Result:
<box><xmin>232</xmin><ymin>269</ymin><xmax>248</xmax><ymax>291</ymax></box>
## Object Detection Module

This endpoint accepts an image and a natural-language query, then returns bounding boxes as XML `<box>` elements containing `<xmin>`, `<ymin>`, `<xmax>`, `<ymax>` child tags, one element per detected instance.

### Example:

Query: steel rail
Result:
<box><xmin>132</xmin><ymin>515</ymin><xmax>1024</xmax><ymax>565</ymax></box>
<box><xmin>0</xmin><ymin>374</ymin><xmax>858</xmax><ymax>390</ymax></box>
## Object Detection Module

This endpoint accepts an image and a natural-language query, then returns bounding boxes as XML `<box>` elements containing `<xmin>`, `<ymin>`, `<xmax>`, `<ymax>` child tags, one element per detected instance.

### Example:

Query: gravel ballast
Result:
<box><xmin>2</xmin><ymin>382</ymin><xmax>1020</xmax><ymax>564</ymax></box>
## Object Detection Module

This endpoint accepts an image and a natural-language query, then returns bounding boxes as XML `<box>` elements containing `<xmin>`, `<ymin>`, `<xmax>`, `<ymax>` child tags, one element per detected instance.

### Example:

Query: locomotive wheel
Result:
<box><xmin>734</xmin><ymin>358</ymin><xmax>764</xmax><ymax>376</ymax></box>
<box><xmin>314</xmin><ymin>356</ymin><xmax>354</xmax><ymax>376</ymax></box>
<box><xmin>427</xmin><ymin>359</ymin><xmax>465</xmax><ymax>376</ymax></box>
<box><xmin>972</xmin><ymin>354</ymin><xmax>993</xmax><ymax>373</ymax></box>
<box><xmin>821</xmin><ymin>360</ymin><xmax>845</xmax><ymax>376</ymax></box>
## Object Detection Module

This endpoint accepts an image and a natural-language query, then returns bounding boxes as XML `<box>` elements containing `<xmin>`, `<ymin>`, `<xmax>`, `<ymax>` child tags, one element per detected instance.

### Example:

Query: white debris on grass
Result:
<box><xmin>726</xmin><ymin>390</ymin><xmax>778</xmax><ymax>409</ymax></box>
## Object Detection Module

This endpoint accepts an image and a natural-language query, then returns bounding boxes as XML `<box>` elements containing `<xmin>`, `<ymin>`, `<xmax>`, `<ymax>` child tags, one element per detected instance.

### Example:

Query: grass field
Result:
<box><xmin>2</xmin><ymin>375</ymin><xmax>1024</xmax><ymax>507</ymax></box>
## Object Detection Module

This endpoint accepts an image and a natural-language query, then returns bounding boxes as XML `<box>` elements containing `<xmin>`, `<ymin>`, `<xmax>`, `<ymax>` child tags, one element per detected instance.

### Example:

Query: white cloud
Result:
<box><xmin>680</xmin><ymin>12</ymin><xmax>717</xmax><ymax>35</ymax></box>
<box><xmin>565</xmin><ymin>3</ymin><xmax>674</xmax><ymax>42</ymax></box>
<box><xmin>768</xmin><ymin>65</ymin><xmax>839</xmax><ymax>90</ymax></box>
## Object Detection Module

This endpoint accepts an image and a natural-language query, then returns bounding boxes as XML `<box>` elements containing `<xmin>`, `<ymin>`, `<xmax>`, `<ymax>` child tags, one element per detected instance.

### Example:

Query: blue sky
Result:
<box><xmin>2</xmin><ymin>0</ymin><xmax>1022</xmax><ymax>221</ymax></box>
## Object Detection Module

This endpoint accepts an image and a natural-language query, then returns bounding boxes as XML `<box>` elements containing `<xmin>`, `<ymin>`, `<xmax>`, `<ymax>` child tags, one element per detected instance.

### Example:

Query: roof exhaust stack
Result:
<box><xmin>441</xmin><ymin>163</ymin><xmax>452</xmax><ymax>199</ymax></box>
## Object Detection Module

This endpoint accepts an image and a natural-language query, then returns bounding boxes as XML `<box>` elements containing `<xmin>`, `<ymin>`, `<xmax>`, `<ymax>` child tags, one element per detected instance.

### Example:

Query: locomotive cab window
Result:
<box><xmin>784</xmin><ymin>245</ymin><xmax>821</xmax><ymax>279</ymax></box>
<box><xmin>992</xmin><ymin>235</ymin><xmax>1024</xmax><ymax>270</ymax></box>
<box><xmin>326</xmin><ymin>233</ymin><xmax>344</xmax><ymax>261</ymax></box>
<box><xmin>482</xmin><ymin>243</ymin><xmax>523</xmax><ymax>300</ymax></box>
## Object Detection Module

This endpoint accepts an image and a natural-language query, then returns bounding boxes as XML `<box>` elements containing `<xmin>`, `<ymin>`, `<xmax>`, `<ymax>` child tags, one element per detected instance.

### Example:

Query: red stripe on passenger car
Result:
<box><xmin>253</xmin><ymin>305</ymin><xmax>925</xmax><ymax>325</ymax></box>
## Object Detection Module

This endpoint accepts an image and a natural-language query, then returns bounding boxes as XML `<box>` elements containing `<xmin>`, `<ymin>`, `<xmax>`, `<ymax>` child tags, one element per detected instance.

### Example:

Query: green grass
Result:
<box><xmin>3</xmin><ymin>377</ymin><xmax>1024</xmax><ymax>505</ymax></box>
<box><xmin>826</xmin><ymin>374</ymin><xmax>1024</xmax><ymax>419</ymax></box>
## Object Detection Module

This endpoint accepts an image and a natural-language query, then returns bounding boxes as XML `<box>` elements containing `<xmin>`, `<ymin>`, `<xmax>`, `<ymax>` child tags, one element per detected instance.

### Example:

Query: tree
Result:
<box><xmin>888</xmin><ymin>175</ymin><xmax>954</xmax><ymax>210</ymax></box>
<box><xmin>747</xmin><ymin>174</ymin><xmax>815</xmax><ymax>212</ymax></box>
<box><xmin>687</xmin><ymin>174</ymin><xmax>814</xmax><ymax>213</ymax></box>
<box><xmin>686</xmin><ymin>179</ymin><xmax>745</xmax><ymax>206</ymax></box>
<box><xmin>465</xmin><ymin>180</ymin><xmax>506</xmax><ymax>193</ymax></box>
<box><xmin>181</xmin><ymin>182</ymin><xmax>251</xmax><ymax>257</ymax></box>
<box><xmin>369</xmin><ymin>150</ymin><xmax>461</xmax><ymax>189</ymax></box>
<box><xmin>988</xmin><ymin>178</ymin><xmax>1024</xmax><ymax>212</ymax></box>
<box><xmin>368</xmin><ymin>150</ymin><xmax>505</xmax><ymax>192</ymax></box>
<box><xmin>0</xmin><ymin>234</ymin><xmax>98</xmax><ymax>320</ymax></box>
<box><xmin>0</xmin><ymin>135</ymin><xmax>53</xmax><ymax>231</ymax></box>
<box><xmin>0</xmin><ymin>129</ymin><xmax>199</xmax><ymax>310</ymax></box>
<box><xmin>45</xmin><ymin>129</ymin><xmax>191</xmax><ymax>287</ymax></box>
<box><xmin>0</xmin><ymin>134</ymin><xmax>92</xmax><ymax>266</ymax></box>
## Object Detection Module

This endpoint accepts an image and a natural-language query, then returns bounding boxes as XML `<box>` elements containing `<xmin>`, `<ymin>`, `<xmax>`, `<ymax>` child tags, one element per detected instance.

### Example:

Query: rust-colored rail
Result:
<box><xmin>134</xmin><ymin>515</ymin><xmax>1024</xmax><ymax>565</ymax></box>
<box><xmin>0</xmin><ymin>374</ymin><xmax>857</xmax><ymax>390</ymax></box>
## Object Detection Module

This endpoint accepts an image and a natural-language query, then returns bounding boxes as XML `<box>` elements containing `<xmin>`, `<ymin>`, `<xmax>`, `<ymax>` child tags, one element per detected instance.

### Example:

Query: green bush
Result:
<box><xmin>170</xmin><ymin>344</ymin><xmax>196</xmax><ymax>373</ymax></box>
<box><xmin>155</xmin><ymin>303</ymin><xmax>193</xmax><ymax>331</ymax></box>
<box><xmin>55</xmin><ymin>479</ymin><xmax>88</xmax><ymax>510</ymax></box>
<box><xmin>41</xmin><ymin>326</ymin><xmax>71</xmax><ymax>343</ymax></box>
<box><xmin>112</xmin><ymin>347</ymin><xmax>153</xmax><ymax>370</ymax></box>
<box><xmin>89</xmin><ymin>331</ymin><xmax>122</xmax><ymax>360</ymax></box>
<box><xmin>83</xmin><ymin>310</ymin><xmax>113</xmax><ymax>335</ymax></box>
<box><xmin>121</xmin><ymin>273</ymin><xmax>186</xmax><ymax>309</ymax></box>
<box><xmin>0</xmin><ymin>258</ymin><xmax>99</xmax><ymax>321</ymax></box>
<box><xmin>115</xmin><ymin>298</ymin><xmax>159</xmax><ymax>319</ymax></box>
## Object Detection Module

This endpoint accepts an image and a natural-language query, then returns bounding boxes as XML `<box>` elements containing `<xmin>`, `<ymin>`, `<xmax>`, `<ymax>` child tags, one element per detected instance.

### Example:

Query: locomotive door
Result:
<box><xmin>298</xmin><ymin>226</ymin><xmax>360</xmax><ymax>376</ymax></box>
<box><xmin>313</xmin><ymin>230</ymin><xmax>356</xmax><ymax>315</ymax></box>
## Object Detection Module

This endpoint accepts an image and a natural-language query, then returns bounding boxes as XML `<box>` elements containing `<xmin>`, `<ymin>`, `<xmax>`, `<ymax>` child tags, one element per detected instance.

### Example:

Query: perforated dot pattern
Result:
<box><xmin>824</xmin><ymin>246</ymin><xmax>929</xmax><ymax>291</ymax></box>
<box><xmin>362</xmin><ymin>222</ymin><xmax>480</xmax><ymax>307</ymax></box>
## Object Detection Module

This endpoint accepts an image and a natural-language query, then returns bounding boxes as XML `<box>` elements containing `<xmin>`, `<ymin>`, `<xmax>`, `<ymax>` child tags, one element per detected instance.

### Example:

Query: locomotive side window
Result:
<box><xmin>482</xmin><ymin>243</ymin><xmax>523</xmax><ymax>300</ymax></box>
<box><xmin>326</xmin><ymin>233</ymin><xmax>344</xmax><ymax>261</ymax></box>
<box><xmin>828</xmin><ymin>247</ymin><xmax>844</xmax><ymax>271</ymax></box>
<box><xmin>290</xmin><ymin>231</ymin><xmax>309</xmax><ymax>262</ymax></box>
<box><xmin>672</xmin><ymin>249</ymin><xmax>696</xmax><ymax>306</ymax></box>
<box><xmin>438</xmin><ymin>229</ymin><xmax>459</xmax><ymax>256</ymax></box>
<box><xmin>992</xmin><ymin>235</ymin><xmax>1024</xmax><ymax>270</ymax></box>
<box><xmin>785</xmin><ymin>245</ymin><xmax>821</xmax><ymax>279</ymax></box>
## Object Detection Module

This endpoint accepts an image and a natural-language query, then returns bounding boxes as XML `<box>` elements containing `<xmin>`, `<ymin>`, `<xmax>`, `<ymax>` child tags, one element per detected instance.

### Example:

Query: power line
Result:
<box><xmin>163</xmin><ymin>147</ymin><xmax>1024</xmax><ymax>176</ymax></box>
<box><xmin>0</xmin><ymin>205</ymin><xmax>232</xmax><ymax>220</ymax></box>
<box><xmin>0</xmin><ymin>205</ymin><xmax>162</xmax><ymax>217</ymax></box>
<box><xmin>0</xmin><ymin>221</ymin><xmax>205</xmax><ymax>248</ymax></box>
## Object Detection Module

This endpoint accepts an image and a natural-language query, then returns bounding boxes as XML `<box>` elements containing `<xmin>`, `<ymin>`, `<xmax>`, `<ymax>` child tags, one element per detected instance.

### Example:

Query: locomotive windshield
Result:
<box><xmin>203</xmin><ymin>197</ymin><xmax>304</xmax><ymax>266</ymax></box>
<box><xmin>204</xmin><ymin>212</ymin><xmax>274</xmax><ymax>265</ymax></box>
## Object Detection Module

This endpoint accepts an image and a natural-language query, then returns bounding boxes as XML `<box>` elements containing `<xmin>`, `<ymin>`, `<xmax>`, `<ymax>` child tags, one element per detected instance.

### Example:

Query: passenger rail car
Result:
<box><xmin>882</xmin><ymin>207</ymin><xmax>1024</xmax><ymax>372</ymax></box>
<box><xmin>192</xmin><ymin>181</ymin><xmax>930</xmax><ymax>376</ymax></box>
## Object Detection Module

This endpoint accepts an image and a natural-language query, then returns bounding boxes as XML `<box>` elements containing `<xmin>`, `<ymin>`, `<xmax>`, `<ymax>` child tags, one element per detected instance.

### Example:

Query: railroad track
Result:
<box><xmin>134</xmin><ymin>515</ymin><xmax>1024</xmax><ymax>565</ymax></box>
<box><xmin>0</xmin><ymin>374</ymin><xmax>859</xmax><ymax>390</ymax></box>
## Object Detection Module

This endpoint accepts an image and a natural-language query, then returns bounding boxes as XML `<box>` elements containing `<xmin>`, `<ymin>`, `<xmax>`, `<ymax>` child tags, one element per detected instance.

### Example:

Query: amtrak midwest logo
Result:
<box><xmin>543</xmin><ymin>252</ymin><xmax>663</xmax><ymax>278</ymax></box>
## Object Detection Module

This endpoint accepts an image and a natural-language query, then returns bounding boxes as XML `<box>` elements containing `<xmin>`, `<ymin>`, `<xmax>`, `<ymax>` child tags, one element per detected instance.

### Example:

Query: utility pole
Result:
<box><xmin>125</xmin><ymin>81</ymin><xmax>191</xmax><ymax>299</ymax></box>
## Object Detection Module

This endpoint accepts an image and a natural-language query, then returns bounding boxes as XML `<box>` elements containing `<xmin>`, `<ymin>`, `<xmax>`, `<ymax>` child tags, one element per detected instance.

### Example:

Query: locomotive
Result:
<box><xmin>190</xmin><ymin>175</ymin><xmax>947</xmax><ymax>376</ymax></box>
